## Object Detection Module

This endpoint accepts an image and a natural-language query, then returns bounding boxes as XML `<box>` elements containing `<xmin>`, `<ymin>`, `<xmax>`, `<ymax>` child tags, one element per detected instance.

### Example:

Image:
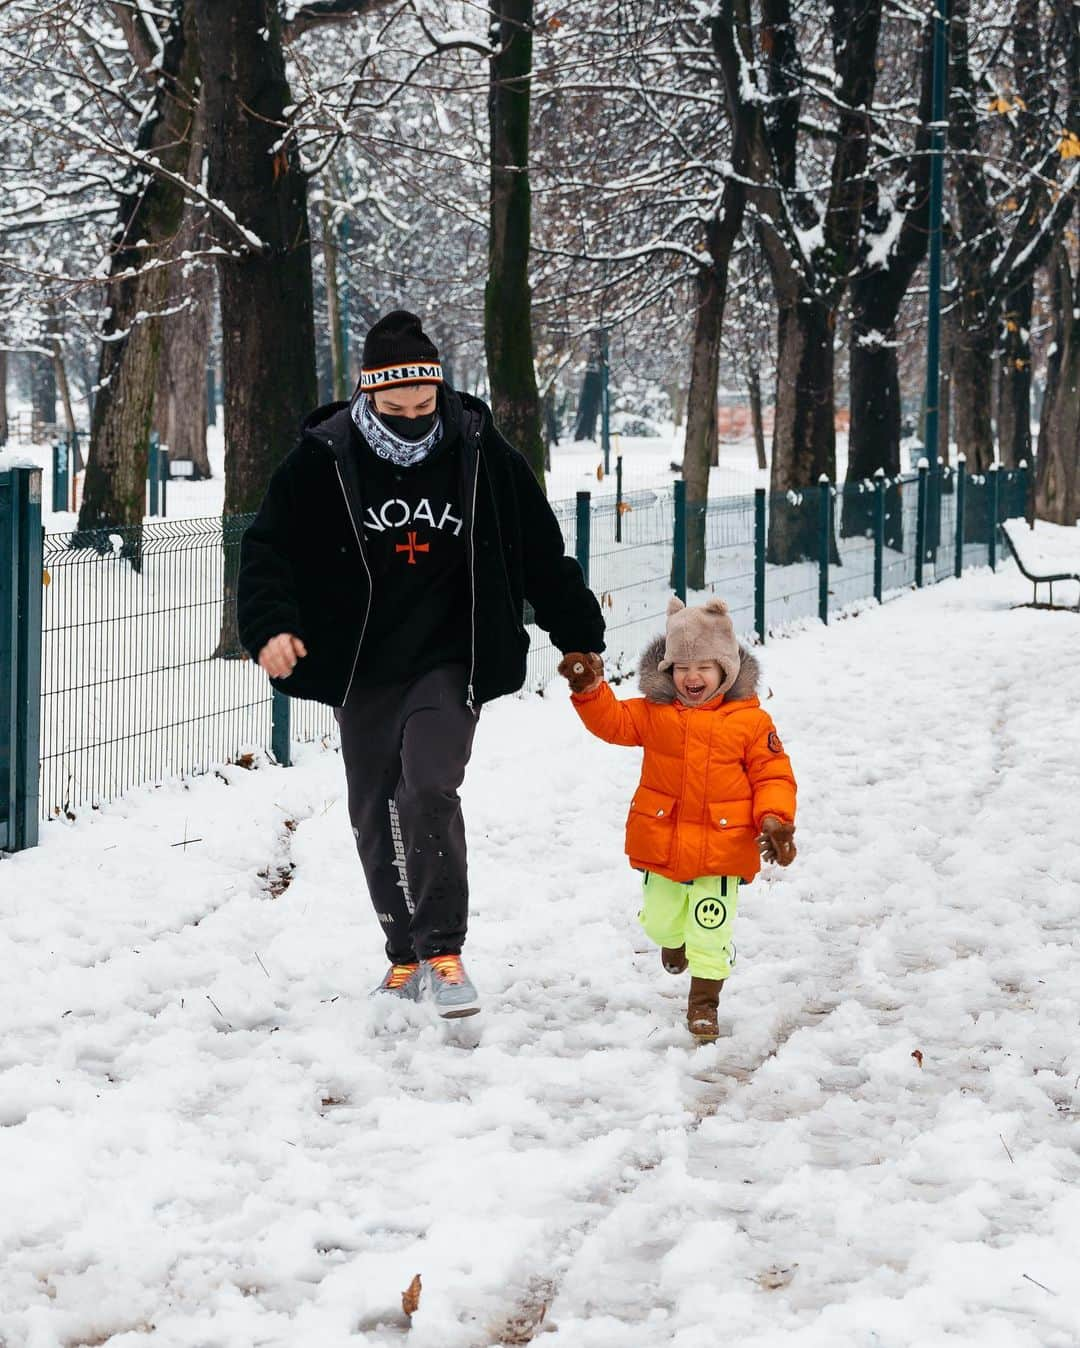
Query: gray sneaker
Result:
<box><xmin>422</xmin><ymin>954</ymin><xmax>480</xmax><ymax>1018</ymax></box>
<box><xmin>372</xmin><ymin>962</ymin><xmax>422</xmax><ymax>1000</ymax></box>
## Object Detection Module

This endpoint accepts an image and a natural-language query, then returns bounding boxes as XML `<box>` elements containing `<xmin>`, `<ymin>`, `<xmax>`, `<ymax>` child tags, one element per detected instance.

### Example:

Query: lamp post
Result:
<box><xmin>600</xmin><ymin>327</ymin><xmax>611</xmax><ymax>476</ymax></box>
<box><xmin>922</xmin><ymin>0</ymin><xmax>949</xmax><ymax>556</ymax></box>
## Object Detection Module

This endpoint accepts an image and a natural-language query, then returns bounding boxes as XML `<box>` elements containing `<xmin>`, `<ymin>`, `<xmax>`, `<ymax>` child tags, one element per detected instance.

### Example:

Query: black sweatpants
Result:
<box><xmin>334</xmin><ymin>664</ymin><xmax>478</xmax><ymax>963</ymax></box>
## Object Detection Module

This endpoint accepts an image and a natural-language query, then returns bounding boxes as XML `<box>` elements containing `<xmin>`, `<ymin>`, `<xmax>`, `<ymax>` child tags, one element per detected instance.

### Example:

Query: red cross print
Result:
<box><xmin>395</xmin><ymin>530</ymin><xmax>430</xmax><ymax>565</ymax></box>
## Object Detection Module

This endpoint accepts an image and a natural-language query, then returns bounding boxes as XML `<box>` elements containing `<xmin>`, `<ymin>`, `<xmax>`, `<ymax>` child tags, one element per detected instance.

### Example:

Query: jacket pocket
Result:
<box><xmin>708</xmin><ymin>800</ymin><xmax>755</xmax><ymax>832</ymax></box>
<box><xmin>626</xmin><ymin>786</ymin><xmax>678</xmax><ymax>867</ymax></box>
<box><xmin>705</xmin><ymin>800</ymin><xmax>758</xmax><ymax>877</ymax></box>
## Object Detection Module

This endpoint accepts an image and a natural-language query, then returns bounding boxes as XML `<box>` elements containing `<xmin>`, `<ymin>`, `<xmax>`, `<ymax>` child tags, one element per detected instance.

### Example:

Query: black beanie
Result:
<box><xmin>359</xmin><ymin>311</ymin><xmax>442</xmax><ymax>393</ymax></box>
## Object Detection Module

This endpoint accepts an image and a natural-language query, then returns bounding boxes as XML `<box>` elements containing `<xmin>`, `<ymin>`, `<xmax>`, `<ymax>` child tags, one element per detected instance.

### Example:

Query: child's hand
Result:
<box><xmin>757</xmin><ymin>815</ymin><xmax>797</xmax><ymax>866</ymax></box>
<box><xmin>558</xmin><ymin>652</ymin><xmax>604</xmax><ymax>694</ymax></box>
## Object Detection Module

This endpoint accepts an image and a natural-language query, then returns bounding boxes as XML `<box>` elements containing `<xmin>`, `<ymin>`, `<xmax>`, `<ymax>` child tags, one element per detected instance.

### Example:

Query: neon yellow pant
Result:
<box><xmin>639</xmin><ymin>872</ymin><xmax>740</xmax><ymax>979</ymax></box>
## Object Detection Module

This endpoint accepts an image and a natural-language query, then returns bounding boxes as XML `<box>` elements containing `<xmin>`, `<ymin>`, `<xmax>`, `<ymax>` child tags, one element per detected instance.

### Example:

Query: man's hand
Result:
<box><xmin>258</xmin><ymin>633</ymin><xmax>308</xmax><ymax>679</ymax></box>
<box><xmin>557</xmin><ymin>651</ymin><xmax>604</xmax><ymax>694</ymax></box>
<box><xmin>757</xmin><ymin>814</ymin><xmax>797</xmax><ymax>866</ymax></box>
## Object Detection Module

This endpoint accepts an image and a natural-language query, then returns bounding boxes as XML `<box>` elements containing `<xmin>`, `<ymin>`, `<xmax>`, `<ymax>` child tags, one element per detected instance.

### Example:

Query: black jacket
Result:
<box><xmin>237</xmin><ymin>387</ymin><xmax>606</xmax><ymax>707</ymax></box>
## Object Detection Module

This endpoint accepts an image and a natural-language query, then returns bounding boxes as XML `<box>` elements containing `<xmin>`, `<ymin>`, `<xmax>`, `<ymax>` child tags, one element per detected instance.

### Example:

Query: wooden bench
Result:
<box><xmin>1001</xmin><ymin>519</ymin><xmax>1080</xmax><ymax>610</ymax></box>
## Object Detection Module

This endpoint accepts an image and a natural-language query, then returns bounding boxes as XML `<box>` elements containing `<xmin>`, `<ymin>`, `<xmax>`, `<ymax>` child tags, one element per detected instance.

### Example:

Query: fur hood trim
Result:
<box><xmin>638</xmin><ymin>632</ymin><xmax>761</xmax><ymax>705</ymax></box>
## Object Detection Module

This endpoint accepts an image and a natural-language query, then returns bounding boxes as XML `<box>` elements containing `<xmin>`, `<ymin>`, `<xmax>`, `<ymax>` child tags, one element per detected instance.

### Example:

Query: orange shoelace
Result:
<box><xmin>427</xmin><ymin>954</ymin><xmax>465</xmax><ymax>985</ymax></box>
<box><xmin>385</xmin><ymin>962</ymin><xmax>419</xmax><ymax>990</ymax></box>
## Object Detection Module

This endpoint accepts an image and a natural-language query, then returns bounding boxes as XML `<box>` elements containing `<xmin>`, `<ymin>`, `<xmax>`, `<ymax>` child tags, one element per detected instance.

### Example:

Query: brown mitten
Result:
<box><xmin>757</xmin><ymin>814</ymin><xmax>797</xmax><ymax>866</ymax></box>
<box><xmin>557</xmin><ymin>651</ymin><xmax>604</xmax><ymax>694</ymax></box>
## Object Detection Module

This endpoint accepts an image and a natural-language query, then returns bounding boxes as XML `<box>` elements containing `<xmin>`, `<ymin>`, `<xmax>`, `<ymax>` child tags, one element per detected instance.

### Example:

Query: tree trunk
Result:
<box><xmin>30</xmin><ymin>352</ymin><xmax>57</xmax><ymax>433</ymax></box>
<box><xmin>666</xmin><ymin>381</ymin><xmax>687</xmax><ymax>430</ymax></box>
<box><xmin>573</xmin><ymin>344</ymin><xmax>602</xmax><ymax>441</ymax></box>
<box><xmin>946</xmin><ymin>0</ymin><xmax>1014</xmax><ymax>487</ymax></box>
<box><xmin>542</xmin><ymin>385</ymin><xmax>559</xmax><ymax>449</ymax></box>
<box><xmin>0</xmin><ymin>351</ymin><xmax>7</xmax><ymax>445</ymax></box>
<box><xmin>1035</xmin><ymin>247</ymin><xmax>1080</xmax><ymax>525</ymax></box>
<box><xmin>951</xmin><ymin>292</ymin><xmax>996</xmax><ymax>476</ymax></box>
<box><xmin>156</xmin><ymin>263</ymin><xmax>214</xmax><ymax>479</ymax></box>
<box><xmin>844</xmin><ymin>324</ymin><xmax>903</xmax><ymax>549</ymax></box>
<box><xmin>52</xmin><ymin>340</ymin><xmax>77</xmax><ymax>449</ymax></box>
<box><xmin>843</xmin><ymin>16</ymin><xmax>932</xmax><ymax>543</ymax></box>
<box><xmin>683</xmin><ymin>198</ymin><xmax>744</xmax><ymax>590</ymax></box>
<box><xmin>76</xmin><ymin>2</ymin><xmax>198</xmax><ymax>552</ymax></box>
<box><xmin>154</xmin><ymin>93</ymin><xmax>212</xmax><ymax>480</ymax></box>
<box><xmin>997</xmin><ymin>279</ymin><xmax>1033</xmax><ymax>469</ymax></box>
<box><xmin>485</xmin><ymin>0</ymin><xmax>545</xmax><ymax>486</ymax></box>
<box><xmin>321</xmin><ymin>201</ymin><xmax>348</xmax><ymax>402</ymax></box>
<box><xmin>748</xmin><ymin>366</ymin><xmax>767</xmax><ymax>471</ymax></box>
<box><xmin>768</xmin><ymin>290</ymin><xmax>838</xmax><ymax>564</ymax></box>
<box><xmin>844</xmin><ymin>270</ymin><xmax>907</xmax><ymax>551</ymax></box>
<box><xmin>194</xmin><ymin>0</ymin><xmax>318</xmax><ymax>655</ymax></box>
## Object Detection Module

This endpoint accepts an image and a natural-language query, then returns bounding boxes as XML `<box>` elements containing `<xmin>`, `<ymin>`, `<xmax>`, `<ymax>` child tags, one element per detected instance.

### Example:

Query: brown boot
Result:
<box><xmin>687</xmin><ymin>977</ymin><xmax>725</xmax><ymax>1041</ymax></box>
<box><xmin>661</xmin><ymin>945</ymin><xmax>688</xmax><ymax>975</ymax></box>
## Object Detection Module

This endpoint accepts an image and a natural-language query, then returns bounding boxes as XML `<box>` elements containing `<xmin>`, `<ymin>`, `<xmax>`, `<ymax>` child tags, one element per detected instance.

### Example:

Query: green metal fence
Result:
<box><xmin>0</xmin><ymin>461</ymin><xmax>1028</xmax><ymax>847</ymax></box>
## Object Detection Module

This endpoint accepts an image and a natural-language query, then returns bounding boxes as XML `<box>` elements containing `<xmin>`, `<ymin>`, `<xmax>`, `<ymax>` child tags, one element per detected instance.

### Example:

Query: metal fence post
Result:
<box><xmin>754</xmin><ymin>487</ymin><xmax>766</xmax><ymax>643</ymax></box>
<box><xmin>818</xmin><ymin>476</ymin><xmax>831</xmax><ymax>624</ymax></box>
<box><xmin>954</xmin><ymin>456</ymin><xmax>966</xmax><ymax>578</ymax></box>
<box><xmin>615</xmin><ymin>454</ymin><xmax>624</xmax><ymax>543</ymax></box>
<box><xmin>53</xmin><ymin>439</ymin><xmax>69</xmax><ymax>514</ymax></box>
<box><xmin>915</xmin><ymin>460</ymin><xmax>928</xmax><ymax>587</ymax></box>
<box><xmin>873</xmin><ymin>471</ymin><xmax>885</xmax><ymax>603</ymax></box>
<box><xmin>159</xmin><ymin>442</ymin><xmax>168</xmax><ymax>518</ymax></box>
<box><xmin>600</xmin><ymin>329</ymin><xmax>611</xmax><ymax>477</ymax></box>
<box><xmin>989</xmin><ymin>463</ymin><xmax>1000</xmax><ymax>571</ymax></box>
<box><xmin>147</xmin><ymin>432</ymin><xmax>160</xmax><ymax>517</ymax></box>
<box><xmin>575</xmin><ymin>490</ymin><xmax>591</xmax><ymax>587</ymax></box>
<box><xmin>271</xmin><ymin>689</ymin><xmax>292</xmax><ymax>767</ymax></box>
<box><xmin>673</xmin><ymin>479</ymin><xmax>687</xmax><ymax>602</ymax></box>
<box><xmin>0</xmin><ymin>466</ymin><xmax>43</xmax><ymax>851</ymax></box>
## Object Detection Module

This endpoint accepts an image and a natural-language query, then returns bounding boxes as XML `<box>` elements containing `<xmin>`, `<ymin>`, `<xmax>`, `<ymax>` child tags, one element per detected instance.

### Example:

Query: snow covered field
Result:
<box><xmin>2</xmin><ymin>565</ymin><xmax>1079</xmax><ymax>1346</ymax></box>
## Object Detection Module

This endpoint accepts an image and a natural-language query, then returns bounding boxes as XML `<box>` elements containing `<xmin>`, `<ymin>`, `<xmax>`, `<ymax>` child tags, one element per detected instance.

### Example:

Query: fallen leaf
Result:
<box><xmin>402</xmin><ymin>1273</ymin><xmax>422</xmax><ymax>1317</ymax></box>
<box><xmin>756</xmin><ymin>1264</ymin><xmax>797</xmax><ymax>1290</ymax></box>
<box><xmin>911</xmin><ymin>1049</ymin><xmax>924</xmax><ymax>1068</ymax></box>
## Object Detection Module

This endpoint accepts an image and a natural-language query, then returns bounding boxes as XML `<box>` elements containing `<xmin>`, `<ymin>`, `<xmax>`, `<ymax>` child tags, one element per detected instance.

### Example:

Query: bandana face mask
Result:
<box><xmin>376</xmin><ymin>409</ymin><xmax>437</xmax><ymax>441</ymax></box>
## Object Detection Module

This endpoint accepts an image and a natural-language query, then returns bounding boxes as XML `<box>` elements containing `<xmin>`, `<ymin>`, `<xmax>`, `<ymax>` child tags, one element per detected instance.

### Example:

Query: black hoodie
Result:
<box><xmin>236</xmin><ymin>386</ymin><xmax>606</xmax><ymax>707</ymax></box>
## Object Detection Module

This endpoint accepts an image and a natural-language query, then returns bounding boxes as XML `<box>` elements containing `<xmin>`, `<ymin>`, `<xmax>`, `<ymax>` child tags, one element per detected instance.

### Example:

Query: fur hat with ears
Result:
<box><xmin>658</xmin><ymin>596</ymin><xmax>741</xmax><ymax>697</ymax></box>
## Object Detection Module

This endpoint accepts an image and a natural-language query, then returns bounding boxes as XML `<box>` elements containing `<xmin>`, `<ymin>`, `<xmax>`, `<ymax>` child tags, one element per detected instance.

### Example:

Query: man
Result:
<box><xmin>237</xmin><ymin>311</ymin><xmax>605</xmax><ymax>1017</ymax></box>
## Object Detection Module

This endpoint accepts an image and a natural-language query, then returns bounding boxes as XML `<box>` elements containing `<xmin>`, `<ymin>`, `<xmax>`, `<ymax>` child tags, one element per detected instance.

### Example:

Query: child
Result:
<box><xmin>558</xmin><ymin>597</ymin><xmax>797</xmax><ymax>1041</ymax></box>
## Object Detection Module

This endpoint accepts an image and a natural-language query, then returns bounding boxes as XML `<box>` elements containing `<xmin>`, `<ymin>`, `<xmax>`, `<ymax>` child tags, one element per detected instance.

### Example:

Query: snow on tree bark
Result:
<box><xmin>843</xmin><ymin>18</ymin><xmax>934</xmax><ymax>547</ymax></box>
<box><xmin>76</xmin><ymin>1</ymin><xmax>198</xmax><ymax>553</ymax></box>
<box><xmin>717</xmin><ymin>0</ymin><xmax>884</xmax><ymax>564</ymax></box>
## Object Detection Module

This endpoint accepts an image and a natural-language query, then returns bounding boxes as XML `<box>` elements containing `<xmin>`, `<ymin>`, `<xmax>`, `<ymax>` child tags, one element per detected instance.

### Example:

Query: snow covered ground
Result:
<box><xmin>2</xmin><ymin>565</ymin><xmax>1079</xmax><ymax>1347</ymax></box>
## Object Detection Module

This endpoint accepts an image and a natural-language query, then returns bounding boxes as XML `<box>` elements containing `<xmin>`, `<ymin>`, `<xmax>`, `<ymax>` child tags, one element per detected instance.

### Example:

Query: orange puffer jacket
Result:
<box><xmin>571</xmin><ymin>637</ymin><xmax>796</xmax><ymax>883</ymax></box>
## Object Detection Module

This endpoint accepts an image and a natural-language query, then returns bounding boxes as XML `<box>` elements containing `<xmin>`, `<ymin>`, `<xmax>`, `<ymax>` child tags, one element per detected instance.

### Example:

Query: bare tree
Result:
<box><xmin>947</xmin><ymin>0</ymin><xmax>1080</xmax><ymax>474</ymax></box>
<box><xmin>76</xmin><ymin>2</ymin><xmax>200</xmax><ymax>547</ymax></box>
<box><xmin>718</xmin><ymin>0</ymin><xmax>886</xmax><ymax>562</ymax></box>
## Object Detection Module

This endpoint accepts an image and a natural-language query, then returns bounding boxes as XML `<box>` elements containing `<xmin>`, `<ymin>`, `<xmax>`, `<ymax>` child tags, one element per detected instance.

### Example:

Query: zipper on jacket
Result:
<box><xmin>465</xmin><ymin>430</ymin><xmax>481</xmax><ymax>711</ymax></box>
<box><xmin>334</xmin><ymin>459</ymin><xmax>374</xmax><ymax>707</ymax></box>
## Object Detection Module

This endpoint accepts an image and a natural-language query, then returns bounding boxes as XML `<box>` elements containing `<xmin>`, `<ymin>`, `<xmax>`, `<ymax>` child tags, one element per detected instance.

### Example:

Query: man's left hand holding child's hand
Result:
<box><xmin>558</xmin><ymin>652</ymin><xmax>605</xmax><ymax>694</ymax></box>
